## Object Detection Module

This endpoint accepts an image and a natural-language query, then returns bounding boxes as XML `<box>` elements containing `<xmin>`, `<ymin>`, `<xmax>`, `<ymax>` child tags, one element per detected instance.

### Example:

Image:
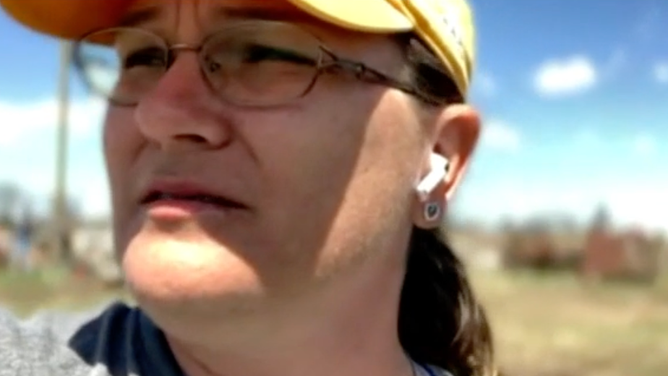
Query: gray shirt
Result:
<box><xmin>0</xmin><ymin>301</ymin><xmax>183</xmax><ymax>376</ymax></box>
<box><xmin>0</xmin><ymin>301</ymin><xmax>450</xmax><ymax>376</ymax></box>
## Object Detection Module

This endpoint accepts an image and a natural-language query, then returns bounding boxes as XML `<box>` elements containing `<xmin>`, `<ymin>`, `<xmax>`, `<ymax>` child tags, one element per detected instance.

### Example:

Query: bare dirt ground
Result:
<box><xmin>1</xmin><ymin>267</ymin><xmax>666</xmax><ymax>376</ymax></box>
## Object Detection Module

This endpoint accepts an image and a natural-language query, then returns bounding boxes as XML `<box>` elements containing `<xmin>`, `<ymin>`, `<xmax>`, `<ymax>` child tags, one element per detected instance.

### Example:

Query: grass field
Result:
<box><xmin>471</xmin><ymin>269</ymin><xmax>668</xmax><ymax>376</ymax></box>
<box><xmin>0</xmin><ymin>267</ymin><xmax>666</xmax><ymax>376</ymax></box>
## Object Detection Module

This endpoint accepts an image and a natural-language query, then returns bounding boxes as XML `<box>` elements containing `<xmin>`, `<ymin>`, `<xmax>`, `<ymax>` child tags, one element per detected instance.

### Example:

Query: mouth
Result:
<box><xmin>139</xmin><ymin>185</ymin><xmax>249</xmax><ymax>216</ymax></box>
<box><xmin>141</xmin><ymin>191</ymin><xmax>245</xmax><ymax>208</ymax></box>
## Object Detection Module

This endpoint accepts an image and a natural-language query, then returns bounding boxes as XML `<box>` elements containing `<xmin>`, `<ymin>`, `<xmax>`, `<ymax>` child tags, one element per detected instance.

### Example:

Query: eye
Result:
<box><xmin>241</xmin><ymin>44</ymin><xmax>316</xmax><ymax>66</ymax></box>
<box><xmin>123</xmin><ymin>47</ymin><xmax>167</xmax><ymax>69</ymax></box>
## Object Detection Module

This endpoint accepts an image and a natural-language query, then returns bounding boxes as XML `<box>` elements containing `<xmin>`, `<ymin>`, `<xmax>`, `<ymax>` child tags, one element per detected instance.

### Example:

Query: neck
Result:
<box><xmin>165</xmin><ymin>254</ymin><xmax>414</xmax><ymax>376</ymax></box>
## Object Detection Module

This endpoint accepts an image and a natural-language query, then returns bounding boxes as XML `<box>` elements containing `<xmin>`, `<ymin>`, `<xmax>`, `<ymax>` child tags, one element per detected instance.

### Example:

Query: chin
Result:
<box><xmin>120</xmin><ymin>233</ymin><xmax>267</xmax><ymax>319</ymax></box>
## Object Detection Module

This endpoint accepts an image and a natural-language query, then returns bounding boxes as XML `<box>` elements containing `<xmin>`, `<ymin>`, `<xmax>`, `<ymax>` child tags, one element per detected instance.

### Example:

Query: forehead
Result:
<box><xmin>123</xmin><ymin>0</ymin><xmax>321</xmax><ymax>28</ymax></box>
<box><xmin>119</xmin><ymin>0</ymin><xmax>403</xmax><ymax>65</ymax></box>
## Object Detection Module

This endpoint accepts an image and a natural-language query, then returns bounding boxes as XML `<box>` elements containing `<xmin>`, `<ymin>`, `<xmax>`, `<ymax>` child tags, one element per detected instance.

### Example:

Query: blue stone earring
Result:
<box><xmin>424</xmin><ymin>202</ymin><xmax>441</xmax><ymax>222</ymax></box>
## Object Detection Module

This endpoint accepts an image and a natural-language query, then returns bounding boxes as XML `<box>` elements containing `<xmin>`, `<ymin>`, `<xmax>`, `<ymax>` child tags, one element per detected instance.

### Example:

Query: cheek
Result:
<box><xmin>249</xmin><ymin>95</ymin><xmax>422</xmax><ymax>267</ymax></box>
<box><xmin>329</xmin><ymin>101</ymin><xmax>424</xmax><ymax>229</ymax></box>
<box><xmin>103</xmin><ymin>108</ymin><xmax>144</xmax><ymax>239</ymax></box>
<box><xmin>103</xmin><ymin>107</ymin><xmax>141</xmax><ymax>179</ymax></box>
<box><xmin>242</xmin><ymin>109</ymin><xmax>360</xmax><ymax>245</ymax></box>
<box><xmin>313</xmin><ymin>101</ymin><xmax>424</xmax><ymax>271</ymax></box>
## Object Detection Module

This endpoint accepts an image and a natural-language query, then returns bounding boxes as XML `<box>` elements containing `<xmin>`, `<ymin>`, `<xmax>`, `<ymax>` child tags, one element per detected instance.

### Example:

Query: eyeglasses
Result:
<box><xmin>72</xmin><ymin>20</ymin><xmax>437</xmax><ymax>108</ymax></box>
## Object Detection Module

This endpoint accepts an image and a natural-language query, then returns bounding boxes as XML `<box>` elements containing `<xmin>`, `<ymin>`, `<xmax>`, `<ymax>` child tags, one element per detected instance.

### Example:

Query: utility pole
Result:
<box><xmin>53</xmin><ymin>40</ymin><xmax>73</xmax><ymax>265</ymax></box>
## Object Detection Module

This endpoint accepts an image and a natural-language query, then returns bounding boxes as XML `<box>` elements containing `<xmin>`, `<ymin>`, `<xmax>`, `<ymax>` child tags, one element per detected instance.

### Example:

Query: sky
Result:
<box><xmin>0</xmin><ymin>0</ymin><xmax>667</xmax><ymax>233</ymax></box>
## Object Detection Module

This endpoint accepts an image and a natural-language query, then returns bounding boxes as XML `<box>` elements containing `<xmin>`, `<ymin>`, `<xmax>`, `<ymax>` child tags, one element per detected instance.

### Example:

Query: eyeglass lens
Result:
<box><xmin>75</xmin><ymin>21</ymin><xmax>326</xmax><ymax>106</ymax></box>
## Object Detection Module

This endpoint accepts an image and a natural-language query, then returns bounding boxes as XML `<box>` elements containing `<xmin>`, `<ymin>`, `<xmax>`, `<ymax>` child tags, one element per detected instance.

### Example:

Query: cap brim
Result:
<box><xmin>1</xmin><ymin>0</ymin><xmax>414</xmax><ymax>40</ymax></box>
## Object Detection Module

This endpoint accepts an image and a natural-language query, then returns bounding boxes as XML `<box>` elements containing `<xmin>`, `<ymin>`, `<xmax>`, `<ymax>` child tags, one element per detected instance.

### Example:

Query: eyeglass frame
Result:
<box><xmin>71</xmin><ymin>20</ymin><xmax>442</xmax><ymax>107</ymax></box>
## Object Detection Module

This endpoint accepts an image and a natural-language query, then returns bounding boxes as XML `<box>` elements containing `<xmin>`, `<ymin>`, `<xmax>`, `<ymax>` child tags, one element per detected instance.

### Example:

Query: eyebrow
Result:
<box><xmin>210</xmin><ymin>6</ymin><xmax>311</xmax><ymax>23</ymax></box>
<box><xmin>118</xmin><ymin>6</ymin><xmax>163</xmax><ymax>27</ymax></box>
<box><xmin>116</xmin><ymin>5</ymin><xmax>313</xmax><ymax>34</ymax></box>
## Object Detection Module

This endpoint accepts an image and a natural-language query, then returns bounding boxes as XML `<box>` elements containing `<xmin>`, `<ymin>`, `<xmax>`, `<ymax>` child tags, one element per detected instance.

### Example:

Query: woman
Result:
<box><xmin>0</xmin><ymin>0</ymin><xmax>497</xmax><ymax>375</ymax></box>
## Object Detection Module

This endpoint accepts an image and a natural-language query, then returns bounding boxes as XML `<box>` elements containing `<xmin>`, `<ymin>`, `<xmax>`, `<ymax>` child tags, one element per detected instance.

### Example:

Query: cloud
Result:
<box><xmin>631</xmin><ymin>133</ymin><xmax>658</xmax><ymax>157</ymax></box>
<box><xmin>455</xmin><ymin>181</ymin><xmax>602</xmax><ymax>229</ymax></box>
<box><xmin>0</xmin><ymin>97</ymin><xmax>109</xmax><ymax>218</ymax></box>
<box><xmin>456</xmin><ymin>179</ymin><xmax>668</xmax><ymax>234</ymax></box>
<box><xmin>77</xmin><ymin>177</ymin><xmax>112</xmax><ymax>217</ymax></box>
<box><xmin>480</xmin><ymin>119</ymin><xmax>521</xmax><ymax>152</ymax></box>
<box><xmin>602</xmin><ymin>182</ymin><xmax>668</xmax><ymax>234</ymax></box>
<box><xmin>0</xmin><ymin>162</ymin><xmax>110</xmax><ymax>218</ymax></box>
<box><xmin>653</xmin><ymin>62</ymin><xmax>668</xmax><ymax>84</ymax></box>
<box><xmin>533</xmin><ymin>55</ymin><xmax>597</xmax><ymax>97</ymax></box>
<box><xmin>0</xmin><ymin>97</ymin><xmax>106</xmax><ymax>147</ymax></box>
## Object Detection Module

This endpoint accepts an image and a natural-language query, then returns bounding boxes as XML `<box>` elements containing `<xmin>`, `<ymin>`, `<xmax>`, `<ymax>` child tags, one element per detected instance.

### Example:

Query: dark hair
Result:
<box><xmin>399</xmin><ymin>35</ymin><xmax>465</xmax><ymax>106</ymax></box>
<box><xmin>396</xmin><ymin>35</ymin><xmax>498</xmax><ymax>376</ymax></box>
<box><xmin>399</xmin><ymin>228</ymin><xmax>496</xmax><ymax>376</ymax></box>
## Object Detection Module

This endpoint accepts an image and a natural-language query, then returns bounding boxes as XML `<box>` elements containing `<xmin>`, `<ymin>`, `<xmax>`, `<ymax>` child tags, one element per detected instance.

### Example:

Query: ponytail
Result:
<box><xmin>398</xmin><ymin>227</ymin><xmax>497</xmax><ymax>376</ymax></box>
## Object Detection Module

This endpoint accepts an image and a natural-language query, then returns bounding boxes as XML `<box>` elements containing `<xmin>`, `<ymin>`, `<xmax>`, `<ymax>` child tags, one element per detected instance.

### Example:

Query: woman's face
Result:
<box><xmin>103</xmin><ymin>0</ymin><xmax>479</xmax><ymax>325</ymax></box>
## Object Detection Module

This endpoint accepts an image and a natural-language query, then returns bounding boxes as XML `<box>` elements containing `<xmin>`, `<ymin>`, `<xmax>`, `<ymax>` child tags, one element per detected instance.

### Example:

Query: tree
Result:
<box><xmin>47</xmin><ymin>193</ymin><xmax>83</xmax><ymax>266</ymax></box>
<box><xmin>590</xmin><ymin>203</ymin><xmax>612</xmax><ymax>231</ymax></box>
<box><xmin>0</xmin><ymin>182</ymin><xmax>23</xmax><ymax>228</ymax></box>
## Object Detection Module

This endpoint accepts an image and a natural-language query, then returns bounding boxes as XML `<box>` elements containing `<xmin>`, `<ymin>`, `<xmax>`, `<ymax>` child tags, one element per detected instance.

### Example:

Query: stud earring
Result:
<box><xmin>424</xmin><ymin>201</ymin><xmax>441</xmax><ymax>222</ymax></box>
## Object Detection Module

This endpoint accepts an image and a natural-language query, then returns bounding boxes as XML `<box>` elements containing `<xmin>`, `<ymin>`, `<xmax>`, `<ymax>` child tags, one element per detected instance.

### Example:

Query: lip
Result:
<box><xmin>139</xmin><ymin>179</ymin><xmax>249</xmax><ymax>219</ymax></box>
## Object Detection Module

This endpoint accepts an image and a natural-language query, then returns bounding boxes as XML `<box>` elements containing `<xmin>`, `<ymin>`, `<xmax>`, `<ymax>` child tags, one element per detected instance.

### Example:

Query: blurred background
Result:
<box><xmin>0</xmin><ymin>0</ymin><xmax>667</xmax><ymax>375</ymax></box>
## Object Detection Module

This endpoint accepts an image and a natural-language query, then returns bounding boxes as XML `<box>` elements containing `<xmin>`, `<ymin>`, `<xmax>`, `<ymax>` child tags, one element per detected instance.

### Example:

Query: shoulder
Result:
<box><xmin>414</xmin><ymin>362</ymin><xmax>455</xmax><ymax>376</ymax></box>
<box><xmin>0</xmin><ymin>301</ymin><xmax>137</xmax><ymax>375</ymax></box>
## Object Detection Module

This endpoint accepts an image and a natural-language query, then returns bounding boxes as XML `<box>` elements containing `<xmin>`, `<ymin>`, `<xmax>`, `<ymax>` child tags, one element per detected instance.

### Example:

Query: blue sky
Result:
<box><xmin>0</xmin><ymin>0</ymin><xmax>667</xmax><ymax>232</ymax></box>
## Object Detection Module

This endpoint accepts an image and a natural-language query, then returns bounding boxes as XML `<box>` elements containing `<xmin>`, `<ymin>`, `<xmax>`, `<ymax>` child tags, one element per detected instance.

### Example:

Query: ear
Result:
<box><xmin>436</xmin><ymin>104</ymin><xmax>481</xmax><ymax>201</ymax></box>
<box><xmin>411</xmin><ymin>104</ymin><xmax>480</xmax><ymax>229</ymax></box>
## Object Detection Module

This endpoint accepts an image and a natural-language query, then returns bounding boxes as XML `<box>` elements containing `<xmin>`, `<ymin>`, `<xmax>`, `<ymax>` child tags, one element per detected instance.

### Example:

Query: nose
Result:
<box><xmin>134</xmin><ymin>54</ymin><xmax>234</xmax><ymax>152</ymax></box>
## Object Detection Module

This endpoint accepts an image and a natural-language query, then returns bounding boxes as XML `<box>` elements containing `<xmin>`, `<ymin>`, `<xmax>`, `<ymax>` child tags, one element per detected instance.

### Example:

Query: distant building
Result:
<box><xmin>581</xmin><ymin>227</ymin><xmax>662</xmax><ymax>283</ymax></box>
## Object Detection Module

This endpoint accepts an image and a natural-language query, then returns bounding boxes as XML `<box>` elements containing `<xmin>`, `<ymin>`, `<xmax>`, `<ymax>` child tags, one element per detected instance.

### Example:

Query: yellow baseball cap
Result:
<box><xmin>0</xmin><ymin>0</ymin><xmax>476</xmax><ymax>96</ymax></box>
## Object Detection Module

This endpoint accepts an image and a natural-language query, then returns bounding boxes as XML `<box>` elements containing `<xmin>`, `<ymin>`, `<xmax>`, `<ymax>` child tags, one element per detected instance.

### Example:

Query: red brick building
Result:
<box><xmin>581</xmin><ymin>227</ymin><xmax>660</xmax><ymax>283</ymax></box>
